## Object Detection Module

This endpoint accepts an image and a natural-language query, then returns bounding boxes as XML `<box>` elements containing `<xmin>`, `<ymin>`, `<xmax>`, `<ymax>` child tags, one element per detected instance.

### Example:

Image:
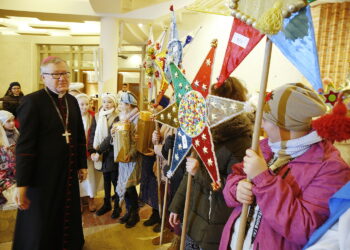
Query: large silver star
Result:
<box><xmin>201</xmin><ymin>133</ymin><xmax>207</xmax><ymax>140</ymax></box>
<box><xmin>195</xmin><ymin>139</ymin><xmax>200</xmax><ymax>147</ymax></box>
<box><xmin>194</xmin><ymin>80</ymin><xmax>200</xmax><ymax>87</ymax></box>
<box><xmin>207</xmin><ymin>158</ymin><xmax>213</xmax><ymax>166</ymax></box>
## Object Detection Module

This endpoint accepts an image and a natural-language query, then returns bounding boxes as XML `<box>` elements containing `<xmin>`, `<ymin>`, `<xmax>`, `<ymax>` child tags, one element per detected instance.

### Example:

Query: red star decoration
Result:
<box><xmin>265</xmin><ymin>91</ymin><xmax>274</xmax><ymax>103</ymax></box>
<box><xmin>324</xmin><ymin>89</ymin><xmax>339</xmax><ymax>106</ymax></box>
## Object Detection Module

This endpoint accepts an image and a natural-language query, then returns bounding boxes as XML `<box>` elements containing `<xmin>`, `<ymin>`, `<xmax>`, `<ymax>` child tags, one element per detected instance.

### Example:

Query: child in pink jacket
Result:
<box><xmin>220</xmin><ymin>83</ymin><xmax>350</xmax><ymax>250</ymax></box>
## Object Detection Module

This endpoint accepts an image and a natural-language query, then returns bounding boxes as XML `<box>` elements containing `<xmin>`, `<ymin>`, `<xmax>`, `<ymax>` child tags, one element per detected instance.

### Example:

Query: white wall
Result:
<box><xmin>0</xmin><ymin>35</ymin><xmax>99</xmax><ymax>97</ymax></box>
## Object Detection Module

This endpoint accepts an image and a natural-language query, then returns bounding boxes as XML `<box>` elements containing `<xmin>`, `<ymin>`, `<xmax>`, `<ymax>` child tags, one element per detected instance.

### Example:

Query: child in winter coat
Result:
<box><xmin>220</xmin><ymin>83</ymin><xmax>350</xmax><ymax>250</ymax></box>
<box><xmin>139</xmin><ymin>96</ymin><xmax>171</xmax><ymax>233</ymax></box>
<box><xmin>89</xmin><ymin>93</ymin><xmax>121</xmax><ymax>218</ymax></box>
<box><xmin>168</xmin><ymin>77</ymin><xmax>254</xmax><ymax>250</ymax></box>
<box><xmin>0</xmin><ymin>110</ymin><xmax>19</xmax><ymax>207</ymax></box>
<box><xmin>76</xmin><ymin>94</ymin><xmax>100</xmax><ymax>212</ymax></box>
<box><xmin>113</xmin><ymin>91</ymin><xmax>140</xmax><ymax>228</ymax></box>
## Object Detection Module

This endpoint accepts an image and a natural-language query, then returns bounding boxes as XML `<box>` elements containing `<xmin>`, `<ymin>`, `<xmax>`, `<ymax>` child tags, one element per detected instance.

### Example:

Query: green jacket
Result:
<box><xmin>169</xmin><ymin>114</ymin><xmax>253</xmax><ymax>250</ymax></box>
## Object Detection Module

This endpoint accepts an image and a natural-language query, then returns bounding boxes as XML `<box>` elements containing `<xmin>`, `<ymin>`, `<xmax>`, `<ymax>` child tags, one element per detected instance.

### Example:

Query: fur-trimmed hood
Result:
<box><xmin>211</xmin><ymin>113</ymin><xmax>254</xmax><ymax>143</ymax></box>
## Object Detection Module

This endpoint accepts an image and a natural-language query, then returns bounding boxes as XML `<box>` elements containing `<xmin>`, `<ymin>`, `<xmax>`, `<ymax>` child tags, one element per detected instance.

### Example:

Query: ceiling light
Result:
<box><xmin>138</xmin><ymin>23</ymin><xmax>143</xmax><ymax>28</ymax></box>
<box><xmin>129</xmin><ymin>54</ymin><xmax>141</xmax><ymax>65</ymax></box>
<box><xmin>1</xmin><ymin>31</ymin><xmax>18</xmax><ymax>35</ymax></box>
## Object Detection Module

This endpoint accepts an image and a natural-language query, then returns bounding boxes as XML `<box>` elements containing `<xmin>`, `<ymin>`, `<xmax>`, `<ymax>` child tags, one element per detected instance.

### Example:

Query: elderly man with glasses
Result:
<box><xmin>13</xmin><ymin>56</ymin><xmax>87</xmax><ymax>250</ymax></box>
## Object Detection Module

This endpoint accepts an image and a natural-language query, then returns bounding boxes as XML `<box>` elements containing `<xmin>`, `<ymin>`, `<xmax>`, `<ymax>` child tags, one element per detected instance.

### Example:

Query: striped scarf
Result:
<box><xmin>268</xmin><ymin>130</ymin><xmax>322</xmax><ymax>171</ymax></box>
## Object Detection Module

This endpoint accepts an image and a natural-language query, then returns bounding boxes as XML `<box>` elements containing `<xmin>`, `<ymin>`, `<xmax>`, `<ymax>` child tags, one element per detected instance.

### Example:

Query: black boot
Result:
<box><xmin>111</xmin><ymin>200</ymin><xmax>122</xmax><ymax>219</ymax></box>
<box><xmin>119</xmin><ymin>210</ymin><xmax>130</xmax><ymax>224</ymax></box>
<box><xmin>153</xmin><ymin>223</ymin><xmax>161</xmax><ymax>233</ymax></box>
<box><xmin>96</xmin><ymin>198</ymin><xmax>112</xmax><ymax>216</ymax></box>
<box><xmin>143</xmin><ymin>208</ymin><xmax>161</xmax><ymax>226</ymax></box>
<box><xmin>125</xmin><ymin>209</ymin><xmax>140</xmax><ymax>228</ymax></box>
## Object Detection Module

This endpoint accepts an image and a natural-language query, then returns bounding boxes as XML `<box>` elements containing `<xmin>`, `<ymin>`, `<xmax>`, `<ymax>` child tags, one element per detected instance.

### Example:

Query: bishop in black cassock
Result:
<box><xmin>13</xmin><ymin>59</ymin><xmax>87</xmax><ymax>250</ymax></box>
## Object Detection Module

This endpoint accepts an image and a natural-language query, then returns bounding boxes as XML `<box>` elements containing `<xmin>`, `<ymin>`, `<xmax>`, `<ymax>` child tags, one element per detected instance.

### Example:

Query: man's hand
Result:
<box><xmin>78</xmin><ymin>169</ymin><xmax>88</xmax><ymax>182</ymax></box>
<box><xmin>243</xmin><ymin>149</ymin><xmax>268</xmax><ymax>179</ymax></box>
<box><xmin>236</xmin><ymin>180</ymin><xmax>254</xmax><ymax>205</ymax></box>
<box><xmin>186</xmin><ymin>157</ymin><xmax>200</xmax><ymax>176</ymax></box>
<box><xmin>169</xmin><ymin>212</ymin><xmax>180</xmax><ymax>228</ymax></box>
<box><xmin>16</xmin><ymin>186</ymin><xmax>30</xmax><ymax>210</ymax></box>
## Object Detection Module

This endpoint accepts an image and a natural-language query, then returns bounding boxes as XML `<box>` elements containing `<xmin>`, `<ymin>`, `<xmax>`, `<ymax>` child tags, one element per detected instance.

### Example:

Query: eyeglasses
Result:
<box><xmin>42</xmin><ymin>72</ymin><xmax>71</xmax><ymax>79</ymax></box>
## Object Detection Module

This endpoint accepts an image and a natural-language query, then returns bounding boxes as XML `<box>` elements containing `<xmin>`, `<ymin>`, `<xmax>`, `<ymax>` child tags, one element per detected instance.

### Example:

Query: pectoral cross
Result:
<box><xmin>62</xmin><ymin>130</ymin><xmax>71</xmax><ymax>144</ymax></box>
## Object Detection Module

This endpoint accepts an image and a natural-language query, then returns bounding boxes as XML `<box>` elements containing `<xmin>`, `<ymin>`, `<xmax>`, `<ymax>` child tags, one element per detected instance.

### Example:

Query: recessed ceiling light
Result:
<box><xmin>138</xmin><ymin>23</ymin><xmax>143</xmax><ymax>28</ymax></box>
<box><xmin>1</xmin><ymin>31</ymin><xmax>18</xmax><ymax>35</ymax></box>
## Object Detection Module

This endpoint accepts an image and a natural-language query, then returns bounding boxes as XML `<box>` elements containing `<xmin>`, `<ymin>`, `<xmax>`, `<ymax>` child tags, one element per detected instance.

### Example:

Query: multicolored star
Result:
<box><xmin>155</xmin><ymin>40</ymin><xmax>248</xmax><ymax>190</ymax></box>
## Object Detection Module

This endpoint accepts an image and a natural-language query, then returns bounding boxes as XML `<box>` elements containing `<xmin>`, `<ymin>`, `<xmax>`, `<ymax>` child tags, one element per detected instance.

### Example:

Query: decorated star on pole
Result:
<box><xmin>165</xmin><ymin>40</ymin><xmax>222</xmax><ymax>190</ymax></box>
<box><xmin>156</xmin><ymin>40</ymin><xmax>250</xmax><ymax>190</ymax></box>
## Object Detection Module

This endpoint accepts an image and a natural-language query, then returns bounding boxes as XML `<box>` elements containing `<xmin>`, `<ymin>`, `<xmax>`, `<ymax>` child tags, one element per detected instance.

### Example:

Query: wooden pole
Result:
<box><xmin>235</xmin><ymin>37</ymin><xmax>272</xmax><ymax>250</ymax></box>
<box><xmin>180</xmin><ymin>151</ymin><xmax>196</xmax><ymax>250</ymax></box>
<box><xmin>180</xmin><ymin>173</ymin><xmax>192</xmax><ymax>250</ymax></box>
<box><xmin>160</xmin><ymin>149</ymin><xmax>172</xmax><ymax>245</ymax></box>
<box><xmin>152</xmin><ymin>78</ymin><xmax>163</xmax><ymax>218</ymax></box>
<box><xmin>155</xmin><ymin>144</ymin><xmax>163</xmax><ymax>217</ymax></box>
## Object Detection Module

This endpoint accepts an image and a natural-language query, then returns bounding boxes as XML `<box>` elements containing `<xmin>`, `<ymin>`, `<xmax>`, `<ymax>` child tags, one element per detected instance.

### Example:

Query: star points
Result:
<box><xmin>206</xmin><ymin>58</ymin><xmax>211</xmax><ymax>66</ymax></box>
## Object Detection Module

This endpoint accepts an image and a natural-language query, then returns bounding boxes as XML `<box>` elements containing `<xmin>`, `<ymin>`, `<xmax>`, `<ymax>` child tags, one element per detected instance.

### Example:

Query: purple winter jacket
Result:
<box><xmin>219</xmin><ymin>138</ymin><xmax>350</xmax><ymax>250</ymax></box>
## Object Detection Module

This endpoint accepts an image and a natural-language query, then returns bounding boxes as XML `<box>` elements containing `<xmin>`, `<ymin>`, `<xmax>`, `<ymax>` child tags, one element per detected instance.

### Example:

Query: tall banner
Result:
<box><xmin>217</xmin><ymin>18</ymin><xmax>264</xmax><ymax>87</ymax></box>
<box><xmin>268</xmin><ymin>6</ymin><xmax>323</xmax><ymax>92</ymax></box>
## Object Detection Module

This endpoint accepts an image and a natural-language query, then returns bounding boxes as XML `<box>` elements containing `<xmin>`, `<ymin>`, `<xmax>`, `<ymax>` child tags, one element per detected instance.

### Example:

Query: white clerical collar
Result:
<box><xmin>46</xmin><ymin>87</ymin><xmax>67</xmax><ymax>98</ymax></box>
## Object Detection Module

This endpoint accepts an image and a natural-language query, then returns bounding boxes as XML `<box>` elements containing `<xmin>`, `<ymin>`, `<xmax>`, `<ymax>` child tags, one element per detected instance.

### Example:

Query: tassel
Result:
<box><xmin>256</xmin><ymin>1</ymin><xmax>283</xmax><ymax>35</ymax></box>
